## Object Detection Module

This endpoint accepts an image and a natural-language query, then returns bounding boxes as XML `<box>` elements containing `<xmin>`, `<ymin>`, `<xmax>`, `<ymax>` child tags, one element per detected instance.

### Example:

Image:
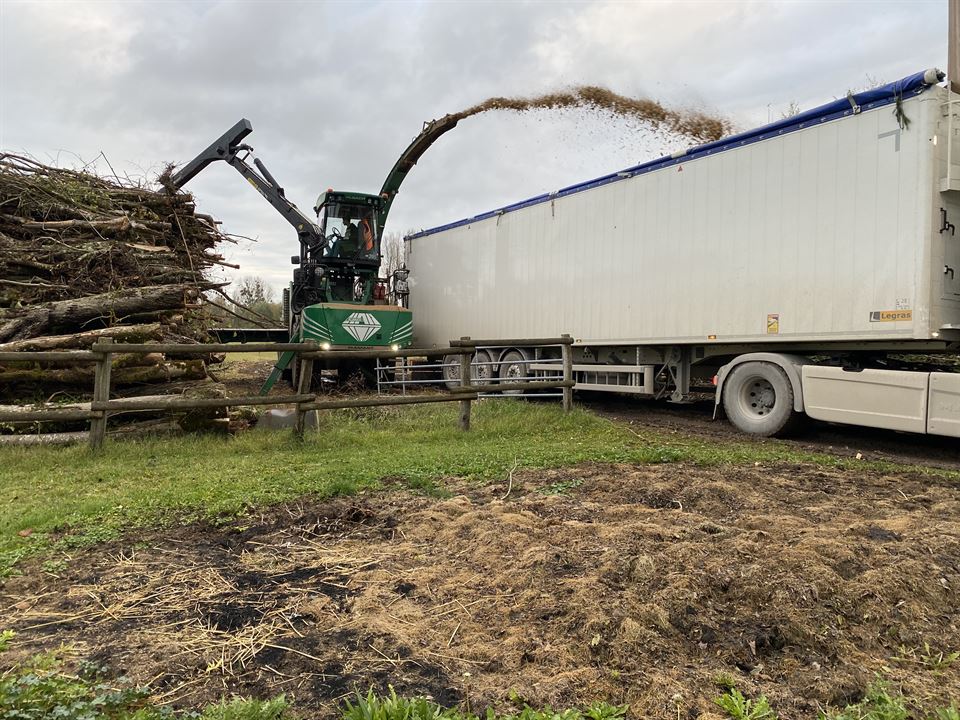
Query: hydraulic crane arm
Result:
<box><xmin>169</xmin><ymin>119</ymin><xmax>326</xmax><ymax>253</ymax></box>
<box><xmin>377</xmin><ymin>113</ymin><xmax>461</xmax><ymax>233</ymax></box>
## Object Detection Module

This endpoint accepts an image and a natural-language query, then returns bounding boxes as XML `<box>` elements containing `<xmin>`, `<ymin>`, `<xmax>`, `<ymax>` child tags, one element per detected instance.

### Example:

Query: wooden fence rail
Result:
<box><xmin>0</xmin><ymin>334</ymin><xmax>575</xmax><ymax>450</ymax></box>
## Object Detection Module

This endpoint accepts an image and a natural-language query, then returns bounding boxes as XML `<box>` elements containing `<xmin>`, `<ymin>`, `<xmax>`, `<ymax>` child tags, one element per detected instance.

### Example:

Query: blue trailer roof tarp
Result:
<box><xmin>408</xmin><ymin>68</ymin><xmax>943</xmax><ymax>240</ymax></box>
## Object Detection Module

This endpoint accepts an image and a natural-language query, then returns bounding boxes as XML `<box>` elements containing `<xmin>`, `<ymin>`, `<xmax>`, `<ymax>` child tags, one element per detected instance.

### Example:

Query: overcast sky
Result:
<box><xmin>0</xmin><ymin>0</ymin><xmax>949</xmax><ymax>295</ymax></box>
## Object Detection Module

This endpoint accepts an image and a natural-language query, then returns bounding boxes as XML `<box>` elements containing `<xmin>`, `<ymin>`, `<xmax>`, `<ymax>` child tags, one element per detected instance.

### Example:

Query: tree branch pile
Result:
<box><xmin>0</xmin><ymin>153</ymin><xmax>237</xmax><ymax>401</ymax></box>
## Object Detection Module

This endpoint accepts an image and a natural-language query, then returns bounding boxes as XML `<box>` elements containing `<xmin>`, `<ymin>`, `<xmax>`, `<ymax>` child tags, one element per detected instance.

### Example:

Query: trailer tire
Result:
<box><xmin>442</xmin><ymin>354</ymin><xmax>462</xmax><ymax>390</ymax></box>
<box><xmin>498</xmin><ymin>350</ymin><xmax>528</xmax><ymax>395</ymax></box>
<box><xmin>474</xmin><ymin>349</ymin><xmax>494</xmax><ymax>383</ymax></box>
<box><xmin>722</xmin><ymin>361</ymin><xmax>802</xmax><ymax>437</ymax></box>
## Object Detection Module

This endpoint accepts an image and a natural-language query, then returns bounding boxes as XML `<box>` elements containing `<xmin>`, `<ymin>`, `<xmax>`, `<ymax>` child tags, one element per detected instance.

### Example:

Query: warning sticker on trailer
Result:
<box><xmin>766</xmin><ymin>314</ymin><xmax>780</xmax><ymax>334</ymax></box>
<box><xmin>870</xmin><ymin>310</ymin><xmax>913</xmax><ymax>322</ymax></box>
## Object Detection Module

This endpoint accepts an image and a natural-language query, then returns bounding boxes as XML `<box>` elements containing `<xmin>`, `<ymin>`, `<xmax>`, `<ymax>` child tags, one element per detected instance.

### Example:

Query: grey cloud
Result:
<box><xmin>1</xmin><ymin>0</ymin><xmax>949</xmax><ymax>295</ymax></box>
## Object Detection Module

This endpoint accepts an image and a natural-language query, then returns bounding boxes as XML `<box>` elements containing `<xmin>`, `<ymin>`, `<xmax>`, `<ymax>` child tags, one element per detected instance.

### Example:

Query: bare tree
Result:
<box><xmin>781</xmin><ymin>101</ymin><xmax>802</xmax><ymax>118</ymax></box>
<box><xmin>215</xmin><ymin>276</ymin><xmax>281</xmax><ymax>328</ymax></box>
<box><xmin>381</xmin><ymin>231</ymin><xmax>407</xmax><ymax>278</ymax></box>
<box><xmin>835</xmin><ymin>74</ymin><xmax>886</xmax><ymax>101</ymax></box>
<box><xmin>235</xmin><ymin>276</ymin><xmax>275</xmax><ymax>306</ymax></box>
<box><xmin>860</xmin><ymin>73</ymin><xmax>884</xmax><ymax>91</ymax></box>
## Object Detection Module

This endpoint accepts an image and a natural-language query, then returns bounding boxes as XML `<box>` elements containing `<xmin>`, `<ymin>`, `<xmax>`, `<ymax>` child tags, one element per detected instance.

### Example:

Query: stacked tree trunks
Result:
<box><xmin>0</xmin><ymin>153</ymin><xmax>233</xmax><ymax>418</ymax></box>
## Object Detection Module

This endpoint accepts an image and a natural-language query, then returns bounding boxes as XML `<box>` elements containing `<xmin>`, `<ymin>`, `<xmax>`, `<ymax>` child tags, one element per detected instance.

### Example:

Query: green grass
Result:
<box><xmin>0</xmin><ymin>646</ymin><xmax>289</xmax><ymax>719</ymax></box>
<box><xmin>712</xmin><ymin>681</ymin><xmax>959</xmax><ymax>720</ymax></box>
<box><xmin>0</xmin><ymin>650</ymin><xmax>629</xmax><ymax>720</ymax></box>
<box><xmin>1</xmin><ymin>401</ymin><xmax>957</xmax><ymax>574</ymax></box>
<box><xmin>221</xmin><ymin>352</ymin><xmax>279</xmax><ymax>363</ymax></box>
<box><xmin>2</xmin><ymin>646</ymin><xmax>958</xmax><ymax>720</ymax></box>
<box><xmin>341</xmin><ymin>687</ymin><xmax>627</xmax><ymax>720</ymax></box>
<box><xmin>714</xmin><ymin>688</ymin><xmax>778</xmax><ymax>720</ymax></box>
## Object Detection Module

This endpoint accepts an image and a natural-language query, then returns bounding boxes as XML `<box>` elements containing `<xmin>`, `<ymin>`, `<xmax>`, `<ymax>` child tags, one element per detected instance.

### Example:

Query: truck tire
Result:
<box><xmin>281</xmin><ymin>288</ymin><xmax>291</xmax><ymax>329</ymax></box>
<box><xmin>722</xmin><ymin>361</ymin><xmax>801</xmax><ymax>437</ymax></box>
<box><xmin>498</xmin><ymin>350</ymin><xmax>528</xmax><ymax>395</ymax></box>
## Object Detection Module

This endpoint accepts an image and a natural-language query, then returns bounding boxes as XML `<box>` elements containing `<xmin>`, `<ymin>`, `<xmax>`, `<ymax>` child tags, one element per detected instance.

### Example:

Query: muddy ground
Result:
<box><xmin>3</xmin><ymin>461</ymin><xmax>959</xmax><ymax>719</ymax></box>
<box><xmin>584</xmin><ymin>394</ymin><xmax>960</xmax><ymax>473</ymax></box>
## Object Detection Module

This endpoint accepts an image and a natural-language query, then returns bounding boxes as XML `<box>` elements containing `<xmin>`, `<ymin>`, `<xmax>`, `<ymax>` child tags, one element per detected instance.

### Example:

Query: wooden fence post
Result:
<box><xmin>294</xmin><ymin>342</ymin><xmax>316</xmax><ymax>440</ymax></box>
<box><xmin>88</xmin><ymin>336</ymin><xmax>113</xmax><ymax>451</ymax></box>
<box><xmin>458</xmin><ymin>337</ymin><xmax>472</xmax><ymax>431</ymax></box>
<box><xmin>561</xmin><ymin>334</ymin><xmax>573</xmax><ymax>412</ymax></box>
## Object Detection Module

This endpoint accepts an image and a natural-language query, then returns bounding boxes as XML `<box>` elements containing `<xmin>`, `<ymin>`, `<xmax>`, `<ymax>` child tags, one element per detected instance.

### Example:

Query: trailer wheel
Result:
<box><xmin>498</xmin><ymin>350</ymin><xmax>528</xmax><ymax>395</ymax></box>
<box><xmin>722</xmin><ymin>361</ymin><xmax>801</xmax><ymax>437</ymax></box>
<box><xmin>474</xmin><ymin>349</ymin><xmax>494</xmax><ymax>383</ymax></box>
<box><xmin>442</xmin><ymin>354</ymin><xmax>462</xmax><ymax>390</ymax></box>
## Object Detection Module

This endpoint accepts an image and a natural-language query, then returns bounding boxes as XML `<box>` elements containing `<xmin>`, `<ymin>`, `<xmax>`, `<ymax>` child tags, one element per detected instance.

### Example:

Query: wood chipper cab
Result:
<box><xmin>309</xmin><ymin>190</ymin><xmax>383</xmax><ymax>304</ymax></box>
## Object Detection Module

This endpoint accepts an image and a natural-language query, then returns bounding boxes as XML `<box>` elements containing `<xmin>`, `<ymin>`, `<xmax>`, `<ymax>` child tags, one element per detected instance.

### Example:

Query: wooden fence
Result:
<box><xmin>0</xmin><ymin>335</ymin><xmax>574</xmax><ymax>450</ymax></box>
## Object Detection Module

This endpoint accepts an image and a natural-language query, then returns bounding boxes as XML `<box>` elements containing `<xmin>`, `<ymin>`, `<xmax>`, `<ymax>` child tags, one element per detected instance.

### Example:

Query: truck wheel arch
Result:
<box><xmin>714</xmin><ymin>353</ymin><xmax>809</xmax><ymax>416</ymax></box>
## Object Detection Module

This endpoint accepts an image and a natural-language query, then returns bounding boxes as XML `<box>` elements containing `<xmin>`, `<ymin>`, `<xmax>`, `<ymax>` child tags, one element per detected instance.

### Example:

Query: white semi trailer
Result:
<box><xmin>405</xmin><ymin>68</ymin><xmax>960</xmax><ymax>437</ymax></box>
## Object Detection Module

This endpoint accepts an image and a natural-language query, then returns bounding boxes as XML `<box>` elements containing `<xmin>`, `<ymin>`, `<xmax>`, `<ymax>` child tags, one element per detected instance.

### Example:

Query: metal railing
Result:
<box><xmin>376</xmin><ymin>350</ymin><xmax>565</xmax><ymax>399</ymax></box>
<box><xmin>0</xmin><ymin>335</ymin><xmax>574</xmax><ymax>450</ymax></box>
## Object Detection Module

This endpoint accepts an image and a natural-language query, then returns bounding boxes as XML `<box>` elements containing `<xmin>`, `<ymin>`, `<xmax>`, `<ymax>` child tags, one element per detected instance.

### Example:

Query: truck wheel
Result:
<box><xmin>498</xmin><ymin>350</ymin><xmax>528</xmax><ymax>395</ymax></box>
<box><xmin>722</xmin><ymin>361</ymin><xmax>801</xmax><ymax>437</ymax></box>
<box><xmin>281</xmin><ymin>288</ymin><xmax>290</xmax><ymax>329</ymax></box>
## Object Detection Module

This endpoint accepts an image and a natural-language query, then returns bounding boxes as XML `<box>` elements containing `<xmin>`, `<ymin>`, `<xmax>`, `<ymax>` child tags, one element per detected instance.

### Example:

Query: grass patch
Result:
<box><xmin>341</xmin><ymin>687</ymin><xmax>627</xmax><ymax>720</ymax></box>
<box><xmin>0</xmin><ymin>402</ymin><xmax>649</xmax><ymax>572</ymax></box>
<box><xmin>714</xmin><ymin>688</ymin><xmax>778</xmax><ymax>720</ymax></box>
<box><xmin>0</xmin><ymin>651</ymin><xmax>627</xmax><ymax>720</ymax></box>
<box><xmin>2</xmin><ymin>645</ymin><xmax>958</xmax><ymax>720</ymax></box>
<box><xmin>0</xmin><ymin>647</ymin><xmax>288</xmax><ymax>719</ymax></box>
<box><xmin>1</xmin><ymin>400</ymin><xmax>956</xmax><ymax>574</ymax></box>
<box><xmin>712</xmin><ymin>681</ymin><xmax>960</xmax><ymax>720</ymax></box>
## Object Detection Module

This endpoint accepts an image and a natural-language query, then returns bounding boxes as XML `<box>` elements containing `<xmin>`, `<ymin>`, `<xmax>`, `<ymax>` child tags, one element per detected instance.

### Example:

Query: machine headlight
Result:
<box><xmin>391</xmin><ymin>344</ymin><xmax>400</xmax><ymax>351</ymax></box>
<box><xmin>320</xmin><ymin>342</ymin><xmax>332</xmax><ymax>351</ymax></box>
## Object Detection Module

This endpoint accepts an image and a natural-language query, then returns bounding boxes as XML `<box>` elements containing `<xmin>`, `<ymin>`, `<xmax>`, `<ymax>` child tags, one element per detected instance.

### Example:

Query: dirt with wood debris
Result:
<box><xmin>3</xmin><ymin>462</ymin><xmax>959</xmax><ymax>719</ymax></box>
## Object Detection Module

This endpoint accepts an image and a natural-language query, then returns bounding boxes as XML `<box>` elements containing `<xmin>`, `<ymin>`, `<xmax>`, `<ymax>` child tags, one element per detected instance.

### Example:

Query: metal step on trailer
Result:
<box><xmin>531</xmin><ymin>363</ymin><xmax>655</xmax><ymax>395</ymax></box>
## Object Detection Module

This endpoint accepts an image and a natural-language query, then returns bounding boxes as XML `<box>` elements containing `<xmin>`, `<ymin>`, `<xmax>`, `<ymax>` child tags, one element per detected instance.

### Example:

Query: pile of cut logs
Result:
<box><xmin>0</xmin><ymin>154</ymin><xmax>240</xmax><ymax>431</ymax></box>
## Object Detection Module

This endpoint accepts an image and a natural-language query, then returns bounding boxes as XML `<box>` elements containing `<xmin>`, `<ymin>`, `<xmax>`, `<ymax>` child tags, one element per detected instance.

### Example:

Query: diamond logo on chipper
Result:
<box><xmin>341</xmin><ymin>312</ymin><xmax>381</xmax><ymax>342</ymax></box>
